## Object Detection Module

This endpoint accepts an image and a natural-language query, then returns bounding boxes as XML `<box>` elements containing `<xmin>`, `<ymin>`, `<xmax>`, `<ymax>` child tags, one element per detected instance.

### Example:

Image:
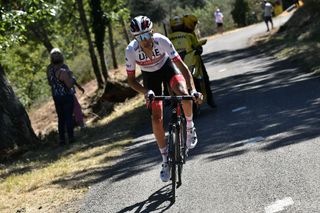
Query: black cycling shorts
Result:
<box><xmin>142</xmin><ymin>58</ymin><xmax>180</xmax><ymax>95</ymax></box>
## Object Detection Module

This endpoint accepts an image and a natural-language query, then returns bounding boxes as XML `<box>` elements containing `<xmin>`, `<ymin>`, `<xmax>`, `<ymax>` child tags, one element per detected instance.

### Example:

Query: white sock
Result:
<box><xmin>159</xmin><ymin>146</ymin><xmax>168</xmax><ymax>163</ymax></box>
<box><xmin>185</xmin><ymin>115</ymin><xmax>194</xmax><ymax>129</ymax></box>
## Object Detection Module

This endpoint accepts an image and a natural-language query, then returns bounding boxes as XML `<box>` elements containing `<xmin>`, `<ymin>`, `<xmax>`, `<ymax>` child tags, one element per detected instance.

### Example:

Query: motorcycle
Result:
<box><xmin>179</xmin><ymin>38</ymin><xmax>213</xmax><ymax>116</ymax></box>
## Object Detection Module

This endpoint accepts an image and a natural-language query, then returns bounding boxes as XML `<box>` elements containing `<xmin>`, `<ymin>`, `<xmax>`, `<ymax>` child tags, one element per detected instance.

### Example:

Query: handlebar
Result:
<box><xmin>148</xmin><ymin>95</ymin><xmax>194</xmax><ymax>101</ymax></box>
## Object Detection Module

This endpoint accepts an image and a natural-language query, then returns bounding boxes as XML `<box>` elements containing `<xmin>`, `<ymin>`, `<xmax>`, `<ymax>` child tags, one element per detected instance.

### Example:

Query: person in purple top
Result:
<box><xmin>47</xmin><ymin>48</ymin><xmax>75</xmax><ymax>145</ymax></box>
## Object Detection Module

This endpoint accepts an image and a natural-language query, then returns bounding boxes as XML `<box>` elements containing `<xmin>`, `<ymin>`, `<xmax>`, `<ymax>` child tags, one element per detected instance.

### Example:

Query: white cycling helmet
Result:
<box><xmin>130</xmin><ymin>16</ymin><xmax>153</xmax><ymax>36</ymax></box>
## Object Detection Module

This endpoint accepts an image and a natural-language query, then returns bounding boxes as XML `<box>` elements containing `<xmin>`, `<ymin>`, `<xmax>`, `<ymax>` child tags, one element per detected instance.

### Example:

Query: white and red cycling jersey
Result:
<box><xmin>125</xmin><ymin>33</ymin><xmax>181</xmax><ymax>75</ymax></box>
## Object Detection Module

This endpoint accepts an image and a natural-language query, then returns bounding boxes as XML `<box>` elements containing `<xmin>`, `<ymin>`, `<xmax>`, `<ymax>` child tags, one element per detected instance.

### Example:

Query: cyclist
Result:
<box><xmin>125</xmin><ymin>16</ymin><xmax>202</xmax><ymax>182</ymax></box>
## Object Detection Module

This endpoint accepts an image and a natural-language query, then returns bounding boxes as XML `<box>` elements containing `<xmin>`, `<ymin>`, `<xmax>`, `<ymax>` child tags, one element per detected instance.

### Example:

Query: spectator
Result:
<box><xmin>214</xmin><ymin>8</ymin><xmax>224</xmax><ymax>34</ymax></box>
<box><xmin>47</xmin><ymin>48</ymin><xmax>75</xmax><ymax>145</ymax></box>
<box><xmin>263</xmin><ymin>0</ymin><xmax>274</xmax><ymax>32</ymax></box>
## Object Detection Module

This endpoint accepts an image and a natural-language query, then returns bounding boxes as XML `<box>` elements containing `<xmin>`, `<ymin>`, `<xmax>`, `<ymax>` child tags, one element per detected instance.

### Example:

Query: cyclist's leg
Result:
<box><xmin>163</xmin><ymin>60</ymin><xmax>192</xmax><ymax>119</ymax></box>
<box><xmin>164</xmin><ymin>60</ymin><xmax>198</xmax><ymax>149</ymax></box>
<box><xmin>142</xmin><ymin>70</ymin><xmax>166</xmax><ymax>150</ymax></box>
<box><xmin>143</xmin><ymin>69</ymin><xmax>171</xmax><ymax>182</ymax></box>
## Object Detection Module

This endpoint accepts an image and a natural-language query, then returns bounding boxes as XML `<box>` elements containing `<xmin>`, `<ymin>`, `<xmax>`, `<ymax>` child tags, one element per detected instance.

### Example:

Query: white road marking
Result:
<box><xmin>218</xmin><ymin>68</ymin><xmax>227</xmax><ymax>72</ymax></box>
<box><xmin>232</xmin><ymin>106</ymin><xmax>247</xmax><ymax>112</ymax></box>
<box><xmin>265</xmin><ymin>197</ymin><xmax>294</xmax><ymax>213</ymax></box>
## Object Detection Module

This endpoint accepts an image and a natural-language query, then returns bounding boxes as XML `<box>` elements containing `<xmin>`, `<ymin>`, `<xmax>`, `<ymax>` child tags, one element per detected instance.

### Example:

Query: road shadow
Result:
<box><xmin>53</xmin><ymin>44</ymin><xmax>320</xmax><ymax>191</ymax></box>
<box><xmin>4</xmin><ymin>38</ymin><xmax>320</xmax><ymax>212</ymax></box>
<box><xmin>118</xmin><ymin>185</ymin><xmax>174</xmax><ymax>213</ymax></box>
<box><xmin>51</xmin><ymin>134</ymin><xmax>159</xmax><ymax>188</ymax></box>
<box><xmin>195</xmin><ymin>45</ymin><xmax>320</xmax><ymax>161</ymax></box>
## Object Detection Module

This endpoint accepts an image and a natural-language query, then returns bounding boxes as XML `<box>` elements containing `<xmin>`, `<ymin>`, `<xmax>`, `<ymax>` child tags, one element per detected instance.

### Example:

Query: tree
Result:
<box><xmin>101</xmin><ymin>0</ymin><xmax>130</xmax><ymax>69</ymax></box>
<box><xmin>120</xmin><ymin>16</ymin><xmax>130</xmax><ymax>44</ymax></box>
<box><xmin>231</xmin><ymin>0</ymin><xmax>249</xmax><ymax>27</ymax></box>
<box><xmin>89</xmin><ymin>0</ymin><xmax>109</xmax><ymax>81</ymax></box>
<box><xmin>76</xmin><ymin>0</ymin><xmax>104</xmax><ymax>89</ymax></box>
<box><xmin>0</xmin><ymin>0</ymin><xmax>55</xmax><ymax>156</ymax></box>
<box><xmin>107</xmin><ymin>18</ymin><xmax>118</xmax><ymax>69</ymax></box>
<box><xmin>128</xmin><ymin>0</ymin><xmax>166</xmax><ymax>22</ymax></box>
<box><xmin>0</xmin><ymin>65</ymin><xmax>38</xmax><ymax>157</ymax></box>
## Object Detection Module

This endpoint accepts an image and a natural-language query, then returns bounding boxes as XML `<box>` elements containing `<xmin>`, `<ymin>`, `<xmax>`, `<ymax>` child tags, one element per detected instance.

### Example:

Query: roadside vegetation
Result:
<box><xmin>0</xmin><ymin>0</ymin><xmax>317</xmax><ymax>212</ymax></box>
<box><xmin>254</xmin><ymin>0</ymin><xmax>320</xmax><ymax>73</ymax></box>
<box><xmin>0</xmin><ymin>94</ymin><xmax>149</xmax><ymax>212</ymax></box>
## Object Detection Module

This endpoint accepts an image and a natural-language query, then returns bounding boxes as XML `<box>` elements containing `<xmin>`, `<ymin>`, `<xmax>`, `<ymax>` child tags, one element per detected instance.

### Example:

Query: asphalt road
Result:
<box><xmin>78</xmin><ymin>14</ymin><xmax>320</xmax><ymax>213</ymax></box>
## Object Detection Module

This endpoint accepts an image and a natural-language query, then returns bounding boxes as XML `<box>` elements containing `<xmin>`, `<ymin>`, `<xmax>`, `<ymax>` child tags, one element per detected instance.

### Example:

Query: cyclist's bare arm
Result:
<box><xmin>127</xmin><ymin>73</ymin><xmax>148</xmax><ymax>95</ymax></box>
<box><xmin>173</xmin><ymin>59</ymin><xmax>196</xmax><ymax>91</ymax></box>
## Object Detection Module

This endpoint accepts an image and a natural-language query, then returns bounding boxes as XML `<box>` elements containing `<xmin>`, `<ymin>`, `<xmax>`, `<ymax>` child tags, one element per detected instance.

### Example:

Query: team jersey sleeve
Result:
<box><xmin>158</xmin><ymin>34</ymin><xmax>181</xmax><ymax>62</ymax></box>
<box><xmin>125</xmin><ymin>46</ymin><xmax>136</xmax><ymax>76</ymax></box>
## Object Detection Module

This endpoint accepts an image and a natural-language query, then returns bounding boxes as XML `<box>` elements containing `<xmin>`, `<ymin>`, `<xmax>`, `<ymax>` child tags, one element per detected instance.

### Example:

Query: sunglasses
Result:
<box><xmin>135</xmin><ymin>32</ymin><xmax>152</xmax><ymax>42</ymax></box>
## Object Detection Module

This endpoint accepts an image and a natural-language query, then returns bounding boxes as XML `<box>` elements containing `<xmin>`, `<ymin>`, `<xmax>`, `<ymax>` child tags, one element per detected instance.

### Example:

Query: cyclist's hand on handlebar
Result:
<box><xmin>190</xmin><ymin>90</ymin><xmax>203</xmax><ymax>104</ymax></box>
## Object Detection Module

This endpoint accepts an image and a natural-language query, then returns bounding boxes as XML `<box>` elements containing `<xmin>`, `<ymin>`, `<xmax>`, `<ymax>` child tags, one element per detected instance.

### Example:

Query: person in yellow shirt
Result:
<box><xmin>168</xmin><ymin>15</ymin><xmax>216</xmax><ymax>109</ymax></box>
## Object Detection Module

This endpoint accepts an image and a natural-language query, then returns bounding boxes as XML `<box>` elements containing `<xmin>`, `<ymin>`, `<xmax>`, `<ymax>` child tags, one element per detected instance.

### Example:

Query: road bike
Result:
<box><xmin>151</xmin><ymin>95</ymin><xmax>193</xmax><ymax>203</ymax></box>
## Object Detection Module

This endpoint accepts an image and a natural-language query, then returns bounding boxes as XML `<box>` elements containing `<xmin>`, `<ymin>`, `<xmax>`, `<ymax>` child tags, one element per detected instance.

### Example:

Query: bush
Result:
<box><xmin>231</xmin><ymin>0</ymin><xmax>250</xmax><ymax>27</ymax></box>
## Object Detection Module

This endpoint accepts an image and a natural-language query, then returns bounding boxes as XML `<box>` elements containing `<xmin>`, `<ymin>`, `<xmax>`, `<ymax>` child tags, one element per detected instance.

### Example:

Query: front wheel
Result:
<box><xmin>169</xmin><ymin>130</ymin><xmax>176</xmax><ymax>203</ymax></box>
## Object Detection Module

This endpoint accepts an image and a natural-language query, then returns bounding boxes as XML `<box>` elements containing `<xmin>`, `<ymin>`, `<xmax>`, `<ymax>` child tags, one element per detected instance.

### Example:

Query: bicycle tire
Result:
<box><xmin>176</xmin><ymin>122</ymin><xmax>182</xmax><ymax>188</ymax></box>
<box><xmin>180</xmin><ymin>115</ymin><xmax>187</xmax><ymax>164</ymax></box>
<box><xmin>169</xmin><ymin>127</ymin><xmax>176</xmax><ymax>203</ymax></box>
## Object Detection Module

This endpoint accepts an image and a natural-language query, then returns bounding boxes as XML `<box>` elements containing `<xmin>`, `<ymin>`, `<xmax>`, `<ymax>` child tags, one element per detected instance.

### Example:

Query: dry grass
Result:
<box><xmin>0</xmin><ymin>93</ymin><xmax>147</xmax><ymax>213</ymax></box>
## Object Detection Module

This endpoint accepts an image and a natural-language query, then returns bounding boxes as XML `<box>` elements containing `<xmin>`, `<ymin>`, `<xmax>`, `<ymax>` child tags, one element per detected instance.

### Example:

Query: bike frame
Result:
<box><xmin>152</xmin><ymin>95</ymin><xmax>193</xmax><ymax>203</ymax></box>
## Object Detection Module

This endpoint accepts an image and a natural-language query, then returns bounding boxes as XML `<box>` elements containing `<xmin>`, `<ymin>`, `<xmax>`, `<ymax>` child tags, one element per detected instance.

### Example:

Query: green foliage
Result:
<box><xmin>0</xmin><ymin>0</ymin><xmax>278</xmax><ymax>109</ymax></box>
<box><xmin>231</xmin><ymin>0</ymin><xmax>250</xmax><ymax>27</ymax></box>
<box><xmin>1</xmin><ymin>44</ymin><xmax>50</xmax><ymax>107</ymax></box>
<box><xmin>0</xmin><ymin>0</ymin><xmax>57</xmax><ymax>49</ymax></box>
<box><xmin>170</xmin><ymin>0</ymin><xmax>235</xmax><ymax>37</ymax></box>
<box><xmin>0</xmin><ymin>0</ymin><xmax>57</xmax><ymax>107</ymax></box>
<box><xmin>128</xmin><ymin>0</ymin><xmax>166</xmax><ymax>22</ymax></box>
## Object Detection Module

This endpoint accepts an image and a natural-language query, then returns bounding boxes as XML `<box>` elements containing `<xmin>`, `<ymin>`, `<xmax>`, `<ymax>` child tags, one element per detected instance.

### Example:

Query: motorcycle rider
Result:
<box><xmin>168</xmin><ymin>15</ymin><xmax>217</xmax><ymax>109</ymax></box>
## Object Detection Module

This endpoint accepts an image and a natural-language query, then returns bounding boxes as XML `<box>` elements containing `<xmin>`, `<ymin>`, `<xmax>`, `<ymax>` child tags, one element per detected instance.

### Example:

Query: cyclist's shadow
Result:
<box><xmin>118</xmin><ymin>185</ymin><xmax>174</xmax><ymax>213</ymax></box>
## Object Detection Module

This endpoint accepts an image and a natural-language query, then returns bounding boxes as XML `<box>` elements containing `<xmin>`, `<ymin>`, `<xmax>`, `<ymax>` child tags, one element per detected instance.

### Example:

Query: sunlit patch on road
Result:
<box><xmin>231</xmin><ymin>136</ymin><xmax>265</xmax><ymax>147</ymax></box>
<box><xmin>246</xmin><ymin>136</ymin><xmax>264</xmax><ymax>144</ymax></box>
<box><xmin>265</xmin><ymin>197</ymin><xmax>294</xmax><ymax>213</ymax></box>
<box><xmin>218</xmin><ymin>68</ymin><xmax>227</xmax><ymax>72</ymax></box>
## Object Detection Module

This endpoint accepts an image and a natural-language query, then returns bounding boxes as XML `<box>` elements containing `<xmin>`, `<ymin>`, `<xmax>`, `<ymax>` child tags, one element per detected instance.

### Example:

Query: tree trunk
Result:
<box><xmin>97</xmin><ymin>46</ymin><xmax>109</xmax><ymax>81</ymax></box>
<box><xmin>120</xmin><ymin>16</ymin><xmax>130</xmax><ymax>44</ymax></box>
<box><xmin>0</xmin><ymin>64</ymin><xmax>38</xmax><ymax>158</ymax></box>
<box><xmin>76</xmin><ymin>0</ymin><xmax>104</xmax><ymax>89</ymax></box>
<box><xmin>89</xmin><ymin>0</ymin><xmax>109</xmax><ymax>82</ymax></box>
<box><xmin>107</xmin><ymin>21</ymin><xmax>118</xmax><ymax>69</ymax></box>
